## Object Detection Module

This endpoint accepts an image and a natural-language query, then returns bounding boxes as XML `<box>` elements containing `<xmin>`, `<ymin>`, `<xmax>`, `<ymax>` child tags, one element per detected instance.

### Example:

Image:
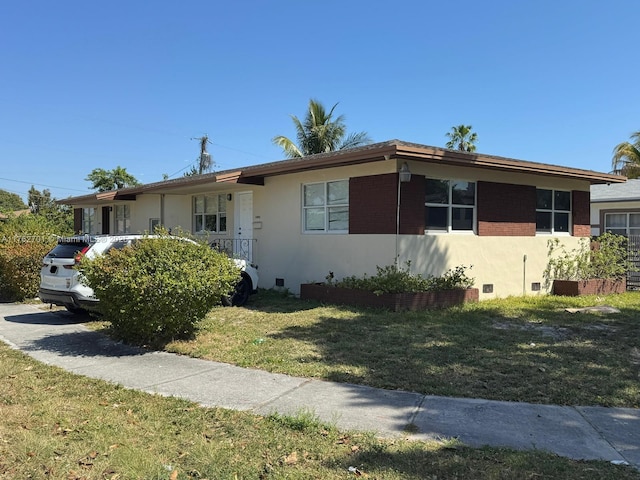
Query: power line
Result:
<box><xmin>0</xmin><ymin>177</ymin><xmax>87</xmax><ymax>193</ymax></box>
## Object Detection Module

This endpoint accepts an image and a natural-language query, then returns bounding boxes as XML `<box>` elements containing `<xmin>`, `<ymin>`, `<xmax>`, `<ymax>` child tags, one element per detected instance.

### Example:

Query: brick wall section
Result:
<box><xmin>477</xmin><ymin>181</ymin><xmax>536</xmax><ymax>236</ymax></box>
<box><xmin>399</xmin><ymin>176</ymin><xmax>426</xmax><ymax>234</ymax></box>
<box><xmin>349</xmin><ymin>174</ymin><xmax>425</xmax><ymax>234</ymax></box>
<box><xmin>572</xmin><ymin>190</ymin><xmax>590</xmax><ymax>237</ymax></box>
<box><xmin>349</xmin><ymin>174</ymin><xmax>398</xmax><ymax>234</ymax></box>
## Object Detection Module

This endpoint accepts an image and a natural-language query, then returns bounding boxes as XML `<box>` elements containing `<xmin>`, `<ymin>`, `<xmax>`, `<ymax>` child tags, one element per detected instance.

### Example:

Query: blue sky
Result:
<box><xmin>1</xmin><ymin>0</ymin><xmax>638</xmax><ymax>202</ymax></box>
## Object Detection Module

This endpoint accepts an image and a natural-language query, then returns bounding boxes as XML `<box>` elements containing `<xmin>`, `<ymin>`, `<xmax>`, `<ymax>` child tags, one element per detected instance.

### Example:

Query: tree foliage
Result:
<box><xmin>0</xmin><ymin>213</ymin><xmax>68</xmax><ymax>302</ymax></box>
<box><xmin>445</xmin><ymin>124</ymin><xmax>478</xmax><ymax>152</ymax></box>
<box><xmin>611</xmin><ymin>131</ymin><xmax>640</xmax><ymax>178</ymax></box>
<box><xmin>85</xmin><ymin>166</ymin><xmax>141</xmax><ymax>192</ymax></box>
<box><xmin>0</xmin><ymin>189</ymin><xmax>27</xmax><ymax>212</ymax></box>
<box><xmin>272</xmin><ymin>99</ymin><xmax>371</xmax><ymax>158</ymax></box>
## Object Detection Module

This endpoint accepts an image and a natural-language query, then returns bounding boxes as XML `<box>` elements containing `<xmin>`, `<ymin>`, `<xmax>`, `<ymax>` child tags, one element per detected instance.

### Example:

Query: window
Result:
<box><xmin>604</xmin><ymin>212</ymin><xmax>640</xmax><ymax>236</ymax></box>
<box><xmin>425</xmin><ymin>179</ymin><xmax>476</xmax><ymax>232</ymax></box>
<box><xmin>193</xmin><ymin>194</ymin><xmax>227</xmax><ymax>233</ymax></box>
<box><xmin>303</xmin><ymin>180</ymin><xmax>349</xmax><ymax>232</ymax></box>
<box><xmin>536</xmin><ymin>189</ymin><xmax>571</xmax><ymax>234</ymax></box>
<box><xmin>82</xmin><ymin>208</ymin><xmax>95</xmax><ymax>234</ymax></box>
<box><xmin>149</xmin><ymin>218</ymin><xmax>161</xmax><ymax>233</ymax></box>
<box><xmin>114</xmin><ymin>204</ymin><xmax>131</xmax><ymax>234</ymax></box>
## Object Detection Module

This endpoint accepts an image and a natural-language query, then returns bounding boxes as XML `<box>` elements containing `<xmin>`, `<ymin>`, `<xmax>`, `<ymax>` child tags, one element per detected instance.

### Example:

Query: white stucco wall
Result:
<box><xmin>248</xmin><ymin>161</ymin><xmax>588</xmax><ymax>299</ymax></box>
<box><xmin>105</xmin><ymin>158</ymin><xmax>591</xmax><ymax>300</ymax></box>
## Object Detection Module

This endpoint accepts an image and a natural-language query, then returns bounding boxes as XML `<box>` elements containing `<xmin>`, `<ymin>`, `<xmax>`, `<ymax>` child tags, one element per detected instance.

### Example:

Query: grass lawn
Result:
<box><xmin>157</xmin><ymin>291</ymin><xmax>640</xmax><ymax>408</ymax></box>
<box><xmin>2</xmin><ymin>341</ymin><xmax>639</xmax><ymax>480</ymax></box>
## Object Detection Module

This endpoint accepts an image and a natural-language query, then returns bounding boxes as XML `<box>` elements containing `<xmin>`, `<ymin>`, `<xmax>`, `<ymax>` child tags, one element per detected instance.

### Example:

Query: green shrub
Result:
<box><xmin>0</xmin><ymin>215</ymin><xmax>63</xmax><ymax>302</ymax></box>
<box><xmin>330</xmin><ymin>262</ymin><xmax>474</xmax><ymax>295</ymax></box>
<box><xmin>0</xmin><ymin>238</ymin><xmax>56</xmax><ymax>301</ymax></box>
<box><xmin>543</xmin><ymin>233</ymin><xmax>633</xmax><ymax>288</ymax></box>
<box><xmin>80</xmin><ymin>237</ymin><xmax>239</xmax><ymax>345</ymax></box>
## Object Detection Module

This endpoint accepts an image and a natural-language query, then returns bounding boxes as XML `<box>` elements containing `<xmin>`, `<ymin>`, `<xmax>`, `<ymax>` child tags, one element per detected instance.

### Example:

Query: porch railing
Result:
<box><xmin>209</xmin><ymin>237</ymin><xmax>256</xmax><ymax>262</ymax></box>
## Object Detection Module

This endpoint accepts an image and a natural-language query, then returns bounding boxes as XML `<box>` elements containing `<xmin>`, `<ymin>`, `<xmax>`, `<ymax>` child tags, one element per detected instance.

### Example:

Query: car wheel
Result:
<box><xmin>222</xmin><ymin>277</ymin><xmax>251</xmax><ymax>307</ymax></box>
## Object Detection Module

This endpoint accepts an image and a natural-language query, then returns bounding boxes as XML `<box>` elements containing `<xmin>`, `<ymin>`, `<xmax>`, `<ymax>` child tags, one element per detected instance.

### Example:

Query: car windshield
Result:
<box><xmin>45</xmin><ymin>241</ymin><xmax>91</xmax><ymax>259</ymax></box>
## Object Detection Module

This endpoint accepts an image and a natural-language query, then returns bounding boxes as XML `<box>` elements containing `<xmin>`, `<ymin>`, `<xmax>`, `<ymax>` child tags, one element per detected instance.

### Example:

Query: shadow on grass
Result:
<box><xmin>340</xmin><ymin>444</ymin><xmax>639</xmax><ymax>480</ymax></box>
<box><xmin>269</xmin><ymin>301</ymin><xmax>640</xmax><ymax>407</ymax></box>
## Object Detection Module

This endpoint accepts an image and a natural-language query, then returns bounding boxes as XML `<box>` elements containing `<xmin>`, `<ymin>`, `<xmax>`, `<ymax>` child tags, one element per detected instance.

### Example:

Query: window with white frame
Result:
<box><xmin>114</xmin><ymin>204</ymin><xmax>131</xmax><ymax>234</ymax></box>
<box><xmin>425</xmin><ymin>179</ymin><xmax>476</xmax><ymax>232</ymax></box>
<box><xmin>536</xmin><ymin>189</ymin><xmax>571</xmax><ymax>234</ymax></box>
<box><xmin>82</xmin><ymin>207</ymin><xmax>95</xmax><ymax>234</ymax></box>
<box><xmin>604</xmin><ymin>212</ymin><xmax>640</xmax><ymax>236</ymax></box>
<box><xmin>193</xmin><ymin>194</ymin><xmax>227</xmax><ymax>233</ymax></box>
<box><xmin>303</xmin><ymin>180</ymin><xmax>349</xmax><ymax>232</ymax></box>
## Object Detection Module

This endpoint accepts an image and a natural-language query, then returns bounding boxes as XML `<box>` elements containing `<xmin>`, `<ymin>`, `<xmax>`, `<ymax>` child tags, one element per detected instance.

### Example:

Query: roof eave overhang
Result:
<box><xmin>57</xmin><ymin>140</ymin><xmax>624</xmax><ymax>206</ymax></box>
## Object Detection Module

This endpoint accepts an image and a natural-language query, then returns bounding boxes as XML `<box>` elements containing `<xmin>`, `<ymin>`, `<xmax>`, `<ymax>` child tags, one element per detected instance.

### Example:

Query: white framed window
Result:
<box><xmin>193</xmin><ymin>194</ymin><xmax>227</xmax><ymax>233</ymax></box>
<box><xmin>303</xmin><ymin>180</ymin><xmax>349</xmax><ymax>233</ymax></box>
<box><xmin>604</xmin><ymin>212</ymin><xmax>640</xmax><ymax>236</ymax></box>
<box><xmin>536</xmin><ymin>189</ymin><xmax>571</xmax><ymax>234</ymax></box>
<box><xmin>82</xmin><ymin>207</ymin><xmax>95</xmax><ymax>234</ymax></box>
<box><xmin>425</xmin><ymin>178</ymin><xmax>476</xmax><ymax>233</ymax></box>
<box><xmin>114</xmin><ymin>204</ymin><xmax>131</xmax><ymax>234</ymax></box>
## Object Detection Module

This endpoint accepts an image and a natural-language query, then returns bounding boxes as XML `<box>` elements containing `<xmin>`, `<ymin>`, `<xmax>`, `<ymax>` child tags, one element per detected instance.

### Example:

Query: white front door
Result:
<box><xmin>234</xmin><ymin>191</ymin><xmax>253</xmax><ymax>261</ymax></box>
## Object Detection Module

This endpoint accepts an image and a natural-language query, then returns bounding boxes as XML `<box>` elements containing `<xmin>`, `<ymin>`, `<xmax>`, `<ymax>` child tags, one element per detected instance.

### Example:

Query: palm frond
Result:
<box><xmin>612</xmin><ymin>134</ymin><xmax>640</xmax><ymax>178</ymax></box>
<box><xmin>272</xmin><ymin>135</ymin><xmax>303</xmax><ymax>158</ymax></box>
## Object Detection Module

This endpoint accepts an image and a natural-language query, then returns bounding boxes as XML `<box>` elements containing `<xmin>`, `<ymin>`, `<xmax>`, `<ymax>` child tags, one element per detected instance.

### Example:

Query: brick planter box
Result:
<box><xmin>552</xmin><ymin>278</ymin><xmax>626</xmax><ymax>296</ymax></box>
<box><xmin>300</xmin><ymin>283</ymin><xmax>479</xmax><ymax>311</ymax></box>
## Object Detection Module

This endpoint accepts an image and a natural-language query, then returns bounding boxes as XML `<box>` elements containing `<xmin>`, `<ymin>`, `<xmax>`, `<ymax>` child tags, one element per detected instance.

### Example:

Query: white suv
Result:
<box><xmin>39</xmin><ymin>234</ymin><xmax>258</xmax><ymax>313</ymax></box>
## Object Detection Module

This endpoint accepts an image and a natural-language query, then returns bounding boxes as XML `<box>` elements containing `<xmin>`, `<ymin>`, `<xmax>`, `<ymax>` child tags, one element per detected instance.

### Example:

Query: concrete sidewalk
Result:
<box><xmin>1</xmin><ymin>302</ymin><xmax>638</xmax><ymax>469</ymax></box>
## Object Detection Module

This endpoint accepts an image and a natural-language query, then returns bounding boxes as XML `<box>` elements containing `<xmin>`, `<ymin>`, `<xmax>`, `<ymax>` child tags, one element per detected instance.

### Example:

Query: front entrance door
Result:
<box><xmin>234</xmin><ymin>191</ymin><xmax>253</xmax><ymax>261</ymax></box>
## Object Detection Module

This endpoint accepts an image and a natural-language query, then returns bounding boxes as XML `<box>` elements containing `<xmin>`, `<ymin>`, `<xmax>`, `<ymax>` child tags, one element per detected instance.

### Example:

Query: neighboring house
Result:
<box><xmin>59</xmin><ymin>140</ymin><xmax>623</xmax><ymax>299</ymax></box>
<box><xmin>591</xmin><ymin>179</ymin><xmax>640</xmax><ymax>236</ymax></box>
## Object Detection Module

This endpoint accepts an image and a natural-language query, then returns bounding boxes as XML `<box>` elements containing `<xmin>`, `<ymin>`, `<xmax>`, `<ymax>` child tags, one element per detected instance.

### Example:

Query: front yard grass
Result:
<box><xmin>162</xmin><ymin>290</ymin><xmax>640</xmax><ymax>408</ymax></box>
<box><xmin>2</xmin><ymin>342</ymin><xmax>638</xmax><ymax>480</ymax></box>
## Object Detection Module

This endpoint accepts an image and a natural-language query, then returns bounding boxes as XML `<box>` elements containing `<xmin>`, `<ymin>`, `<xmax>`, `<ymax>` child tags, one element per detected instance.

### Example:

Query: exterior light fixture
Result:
<box><xmin>399</xmin><ymin>162</ymin><xmax>412</xmax><ymax>183</ymax></box>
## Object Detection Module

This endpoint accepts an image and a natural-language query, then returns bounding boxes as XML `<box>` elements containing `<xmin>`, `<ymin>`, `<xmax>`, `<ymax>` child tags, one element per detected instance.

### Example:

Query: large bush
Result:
<box><xmin>0</xmin><ymin>238</ymin><xmax>56</xmax><ymax>301</ymax></box>
<box><xmin>80</xmin><ymin>237</ymin><xmax>239</xmax><ymax>345</ymax></box>
<box><xmin>0</xmin><ymin>215</ymin><xmax>63</xmax><ymax>302</ymax></box>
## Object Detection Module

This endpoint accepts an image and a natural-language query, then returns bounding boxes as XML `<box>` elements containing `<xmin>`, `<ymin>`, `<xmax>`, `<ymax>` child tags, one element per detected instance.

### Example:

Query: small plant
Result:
<box><xmin>329</xmin><ymin>262</ymin><xmax>474</xmax><ymax>295</ymax></box>
<box><xmin>543</xmin><ymin>232</ymin><xmax>633</xmax><ymax>289</ymax></box>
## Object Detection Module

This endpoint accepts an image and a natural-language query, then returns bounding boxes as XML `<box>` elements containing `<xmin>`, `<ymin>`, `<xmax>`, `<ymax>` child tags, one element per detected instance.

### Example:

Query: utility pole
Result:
<box><xmin>191</xmin><ymin>135</ymin><xmax>213</xmax><ymax>174</ymax></box>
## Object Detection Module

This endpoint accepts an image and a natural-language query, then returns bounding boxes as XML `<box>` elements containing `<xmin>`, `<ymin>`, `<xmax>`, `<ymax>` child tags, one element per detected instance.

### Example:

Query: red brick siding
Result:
<box><xmin>349</xmin><ymin>174</ymin><xmax>397</xmax><ymax>234</ymax></box>
<box><xmin>477</xmin><ymin>181</ymin><xmax>536</xmax><ymax>236</ymax></box>
<box><xmin>399</xmin><ymin>176</ymin><xmax>426</xmax><ymax>234</ymax></box>
<box><xmin>572</xmin><ymin>190</ymin><xmax>590</xmax><ymax>237</ymax></box>
<box><xmin>349</xmin><ymin>174</ymin><xmax>425</xmax><ymax>234</ymax></box>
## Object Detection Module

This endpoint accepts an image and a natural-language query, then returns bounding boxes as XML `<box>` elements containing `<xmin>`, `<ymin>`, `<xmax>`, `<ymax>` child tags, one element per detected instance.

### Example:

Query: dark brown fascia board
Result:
<box><xmin>235</xmin><ymin>141</ymin><xmax>624</xmax><ymax>185</ymax></box>
<box><xmin>386</xmin><ymin>143</ymin><xmax>624</xmax><ymax>185</ymax></box>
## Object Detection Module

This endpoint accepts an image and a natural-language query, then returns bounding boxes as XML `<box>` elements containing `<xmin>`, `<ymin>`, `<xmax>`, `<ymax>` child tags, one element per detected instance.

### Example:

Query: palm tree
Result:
<box><xmin>445</xmin><ymin>124</ymin><xmax>478</xmax><ymax>152</ymax></box>
<box><xmin>612</xmin><ymin>131</ymin><xmax>640</xmax><ymax>178</ymax></box>
<box><xmin>272</xmin><ymin>99</ymin><xmax>371</xmax><ymax>158</ymax></box>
